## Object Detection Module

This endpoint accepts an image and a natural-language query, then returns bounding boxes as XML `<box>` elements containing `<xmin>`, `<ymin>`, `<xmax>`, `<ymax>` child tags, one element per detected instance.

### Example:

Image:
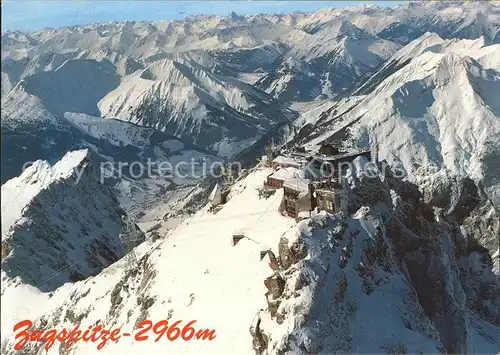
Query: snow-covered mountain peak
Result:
<box><xmin>392</xmin><ymin>32</ymin><xmax>445</xmax><ymax>60</ymax></box>
<box><xmin>138</xmin><ymin>58</ymin><xmax>180</xmax><ymax>81</ymax></box>
<box><xmin>1</xmin><ymin>148</ymin><xmax>145</xmax><ymax>294</ymax></box>
<box><xmin>310</xmin><ymin>18</ymin><xmax>368</xmax><ymax>38</ymax></box>
<box><xmin>99</xmin><ymin>54</ymin><xmax>296</xmax><ymax>156</ymax></box>
<box><xmin>368</xmin><ymin>41</ymin><xmax>498</xmax><ymax>113</ymax></box>
<box><xmin>1</xmin><ymin>3</ymin><xmax>499</xmax><ymax>353</ymax></box>
<box><xmin>1</xmin><ymin>85</ymin><xmax>60</xmax><ymax>128</ymax></box>
<box><xmin>255</xmin><ymin>17</ymin><xmax>401</xmax><ymax>101</ymax></box>
<box><xmin>1</xmin><ymin>149</ymin><xmax>90</xmax><ymax>239</ymax></box>
<box><xmin>300</xmin><ymin>35</ymin><xmax>499</xmax><ymax>211</ymax></box>
<box><xmin>228</xmin><ymin>11</ymin><xmax>245</xmax><ymax>21</ymax></box>
<box><xmin>433</xmin><ymin>51</ymin><xmax>475</xmax><ymax>77</ymax></box>
<box><xmin>353</xmin><ymin>31</ymin><xmax>499</xmax><ymax>96</ymax></box>
<box><xmin>2</xmin><ymin>163</ymin><xmax>498</xmax><ymax>354</ymax></box>
<box><xmin>290</xmin><ymin>20</ymin><xmax>391</xmax><ymax>61</ymax></box>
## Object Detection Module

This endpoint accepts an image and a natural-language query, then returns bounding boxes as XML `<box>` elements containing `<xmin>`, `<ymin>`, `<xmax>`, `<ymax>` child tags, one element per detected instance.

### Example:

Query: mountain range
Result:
<box><xmin>1</xmin><ymin>1</ymin><xmax>499</xmax><ymax>354</ymax></box>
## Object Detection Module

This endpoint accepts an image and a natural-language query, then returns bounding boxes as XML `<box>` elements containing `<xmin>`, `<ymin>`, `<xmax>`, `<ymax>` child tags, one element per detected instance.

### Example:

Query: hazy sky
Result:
<box><xmin>2</xmin><ymin>1</ymin><xmax>407</xmax><ymax>32</ymax></box>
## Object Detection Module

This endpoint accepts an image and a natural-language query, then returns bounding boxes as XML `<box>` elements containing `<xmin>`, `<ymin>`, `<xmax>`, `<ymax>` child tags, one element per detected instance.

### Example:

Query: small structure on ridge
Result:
<box><xmin>264</xmin><ymin>167</ymin><xmax>299</xmax><ymax>189</ymax></box>
<box><xmin>280</xmin><ymin>177</ymin><xmax>315</xmax><ymax>218</ymax></box>
<box><xmin>272</xmin><ymin>155</ymin><xmax>302</xmax><ymax>169</ymax></box>
<box><xmin>314</xmin><ymin>178</ymin><xmax>348</xmax><ymax>214</ymax></box>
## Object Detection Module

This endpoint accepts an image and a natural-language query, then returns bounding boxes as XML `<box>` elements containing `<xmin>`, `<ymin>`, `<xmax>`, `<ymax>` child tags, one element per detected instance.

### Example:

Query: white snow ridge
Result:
<box><xmin>1</xmin><ymin>1</ymin><xmax>500</xmax><ymax>355</ymax></box>
<box><xmin>1</xmin><ymin>149</ymin><xmax>144</xmax><ymax>293</ymax></box>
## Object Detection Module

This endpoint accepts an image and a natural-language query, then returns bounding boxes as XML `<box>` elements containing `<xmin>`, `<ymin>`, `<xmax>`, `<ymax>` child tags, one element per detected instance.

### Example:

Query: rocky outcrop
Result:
<box><xmin>255</xmin><ymin>166</ymin><xmax>499</xmax><ymax>354</ymax></box>
<box><xmin>278</xmin><ymin>237</ymin><xmax>308</xmax><ymax>270</ymax></box>
<box><xmin>264</xmin><ymin>275</ymin><xmax>286</xmax><ymax>300</ymax></box>
<box><xmin>416</xmin><ymin>168</ymin><xmax>500</xmax><ymax>257</ymax></box>
<box><xmin>250</xmin><ymin>311</ymin><xmax>270</xmax><ymax>355</ymax></box>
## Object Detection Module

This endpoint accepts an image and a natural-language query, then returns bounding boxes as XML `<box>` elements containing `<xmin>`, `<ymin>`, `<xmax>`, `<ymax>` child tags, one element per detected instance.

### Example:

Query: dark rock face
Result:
<box><xmin>447</xmin><ymin>178</ymin><xmax>481</xmax><ymax>223</ymax></box>
<box><xmin>264</xmin><ymin>274</ymin><xmax>286</xmax><ymax>300</ymax></box>
<box><xmin>374</xmin><ymin>170</ymin><xmax>500</xmax><ymax>353</ymax></box>
<box><xmin>419</xmin><ymin>175</ymin><xmax>481</xmax><ymax>224</ymax></box>
<box><xmin>278</xmin><ymin>237</ymin><xmax>307</xmax><ymax>270</ymax></box>
<box><xmin>418</xmin><ymin>172</ymin><xmax>499</xmax><ymax>256</ymax></box>
<box><xmin>348</xmin><ymin>175</ymin><xmax>393</xmax><ymax>213</ymax></box>
<box><xmin>258</xmin><ymin>236</ymin><xmax>309</xmax><ymax>339</ymax></box>
<box><xmin>22</xmin><ymin>59</ymin><xmax>121</xmax><ymax>117</ymax></box>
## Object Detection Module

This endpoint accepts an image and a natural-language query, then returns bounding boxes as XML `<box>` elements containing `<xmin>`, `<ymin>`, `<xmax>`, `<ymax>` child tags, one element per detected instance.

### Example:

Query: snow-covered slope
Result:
<box><xmin>1</xmin><ymin>165</ymin><xmax>498</xmax><ymax>354</ymax></box>
<box><xmin>1</xmin><ymin>72</ymin><xmax>13</xmax><ymax>97</ymax></box>
<box><xmin>255</xmin><ymin>57</ymin><xmax>324</xmax><ymax>102</ymax></box>
<box><xmin>293</xmin><ymin>96</ymin><xmax>364</xmax><ymax>136</ymax></box>
<box><xmin>1</xmin><ymin>149</ymin><xmax>144</xmax><ymax>292</ymax></box>
<box><xmin>297</xmin><ymin>1</ymin><xmax>500</xmax><ymax>44</ymax></box>
<box><xmin>0</xmin><ymin>167</ymin><xmax>293</xmax><ymax>354</ymax></box>
<box><xmin>99</xmin><ymin>57</ymin><xmax>297</xmax><ymax>156</ymax></box>
<box><xmin>256</xmin><ymin>22</ymin><xmax>400</xmax><ymax>101</ymax></box>
<box><xmin>17</xmin><ymin>58</ymin><xmax>120</xmax><ymax>116</ymax></box>
<box><xmin>354</xmin><ymin>32</ymin><xmax>500</xmax><ymax>95</ymax></box>
<box><xmin>1</xmin><ymin>86</ymin><xmax>220</xmax><ymax>224</ymax></box>
<box><xmin>1</xmin><ymin>3</ymin><xmax>499</xmax><ymax>354</ymax></box>
<box><xmin>210</xmin><ymin>43</ymin><xmax>287</xmax><ymax>73</ymax></box>
<box><xmin>302</xmin><ymin>36</ymin><xmax>500</xmax><ymax>204</ymax></box>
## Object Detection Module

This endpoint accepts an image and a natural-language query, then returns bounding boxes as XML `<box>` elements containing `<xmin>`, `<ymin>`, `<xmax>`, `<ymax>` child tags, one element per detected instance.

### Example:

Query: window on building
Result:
<box><xmin>317</xmin><ymin>196</ymin><xmax>322</xmax><ymax>208</ymax></box>
<box><xmin>336</xmin><ymin>196</ymin><xmax>342</xmax><ymax>210</ymax></box>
